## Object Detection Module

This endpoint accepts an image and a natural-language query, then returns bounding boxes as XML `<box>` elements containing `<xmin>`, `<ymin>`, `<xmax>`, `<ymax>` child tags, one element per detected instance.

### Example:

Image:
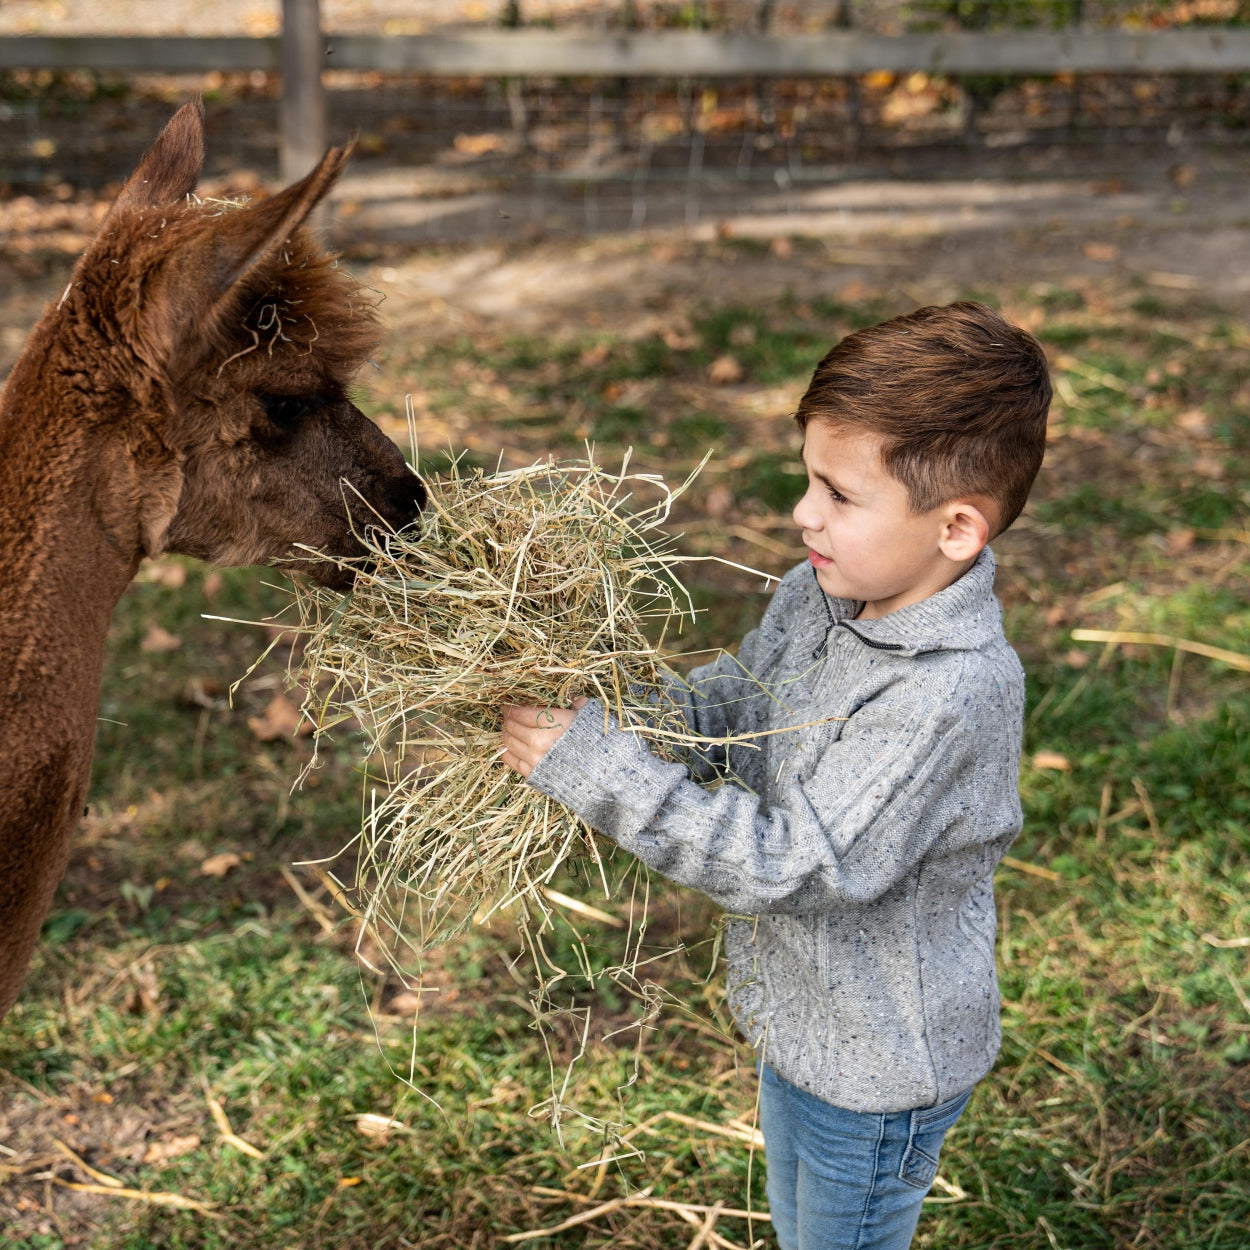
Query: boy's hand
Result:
<box><xmin>501</xmin><ymin>698</ymin><xmax>588</xmax><ymax>778</ymax></box>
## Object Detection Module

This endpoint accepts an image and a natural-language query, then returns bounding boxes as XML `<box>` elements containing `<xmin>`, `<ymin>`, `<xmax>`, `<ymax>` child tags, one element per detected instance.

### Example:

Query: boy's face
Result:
<box><xmin>793</xmin><ymin>422</ymin><xmax>982</xmax><ymax>620</ymax></box>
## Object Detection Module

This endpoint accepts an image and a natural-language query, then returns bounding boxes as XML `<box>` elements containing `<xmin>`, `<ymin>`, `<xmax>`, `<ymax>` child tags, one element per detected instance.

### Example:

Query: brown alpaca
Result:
<box><xmin>0</xmin><ymin>103</ymin><xmax>426</xmax><ymax>1019</ymax></box>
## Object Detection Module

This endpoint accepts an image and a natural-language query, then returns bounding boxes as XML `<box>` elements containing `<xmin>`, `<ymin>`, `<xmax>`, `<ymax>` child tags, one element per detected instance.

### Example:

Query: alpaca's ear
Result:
<box><xmin>155</xmin><ymin>143</ymin><xmax>351</xmax><ymax>373</ymax></box>
<box><xmin>203</xmin><ymin>144</ymin><xmax>350</xmax><ymax>308</ymax></box>
<box><xmin>104</xmin><ymin>100</ymin><xmax>205</xmax><ymax>222</ymax></box>
<box><xmin>116</xmin><ymin>141</ymin><xmax>352</xmax><ymax>381</ymax></box>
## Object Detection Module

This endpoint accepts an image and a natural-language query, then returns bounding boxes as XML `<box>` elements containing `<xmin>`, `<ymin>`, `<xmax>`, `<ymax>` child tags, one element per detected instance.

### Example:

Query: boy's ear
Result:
<box><xmin>938</xmin><ymin>499</ymin><xmax>991</xmax><ymax>563</ymax></box>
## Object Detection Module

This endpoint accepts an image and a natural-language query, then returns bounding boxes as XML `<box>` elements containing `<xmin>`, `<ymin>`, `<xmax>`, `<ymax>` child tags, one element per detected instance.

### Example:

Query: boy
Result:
<box><xmin>501</xmin><ymin>301</ymin><xmax>1051</xmax><ymax>1250</ymax></box>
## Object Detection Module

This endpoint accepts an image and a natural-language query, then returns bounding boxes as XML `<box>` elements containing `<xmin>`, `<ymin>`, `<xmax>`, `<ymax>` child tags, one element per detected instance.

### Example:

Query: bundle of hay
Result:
<box><xmin>284</xmin><ymin>451</ymin><xmax>705</xmax><ymax>955</ymax></box>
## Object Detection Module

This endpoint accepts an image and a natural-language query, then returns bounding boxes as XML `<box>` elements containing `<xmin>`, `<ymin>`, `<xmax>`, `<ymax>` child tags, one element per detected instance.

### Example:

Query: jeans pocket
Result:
<box><xmin>898</xmin><ymin>1140</ymin><xmax>941</xmax><ymax>1190</ymax></box>
<box><xmin>897</xmin><ymin>1088</ymin><xmax>973</xmax><ymax>1191</ymax></box>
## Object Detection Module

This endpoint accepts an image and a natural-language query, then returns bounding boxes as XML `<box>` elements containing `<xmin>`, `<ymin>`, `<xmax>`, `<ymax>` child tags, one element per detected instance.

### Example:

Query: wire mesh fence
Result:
<box><xmin>1</xmin><ymin>1</ymin><xmax>1248</xmax><ymax>231</ymax></box>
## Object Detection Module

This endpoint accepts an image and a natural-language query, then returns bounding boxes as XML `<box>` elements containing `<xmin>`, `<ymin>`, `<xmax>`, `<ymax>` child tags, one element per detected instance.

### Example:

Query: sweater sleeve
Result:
<box><xmin>658</xmin><ymin>566</ymin><xmax>803</xmax><ymax>777</ymax></box>
<box><xmin>526</xmin><ymin>688</ymin><xmax>982</xmax><ymax>915</ymax></box>
<box><xmin>660</xmin><ymin>648</ymin><xmax>770</xmax><ymax>779</ymax></box>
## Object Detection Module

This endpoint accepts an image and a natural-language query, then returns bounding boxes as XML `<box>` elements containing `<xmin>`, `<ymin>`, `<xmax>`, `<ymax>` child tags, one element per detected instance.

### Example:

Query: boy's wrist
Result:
<box><xmin>527</xmin><ymin>698</ymin><xmax>686</xmax><ymax>842</ymax></box>
<box><xmin>501</xmin><ymin>699</ymin><xmax>587</xmax><ymax>778</ymax></box>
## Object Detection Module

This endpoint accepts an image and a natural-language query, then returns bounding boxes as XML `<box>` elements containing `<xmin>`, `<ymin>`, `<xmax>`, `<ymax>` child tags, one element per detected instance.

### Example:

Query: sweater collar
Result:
<box><xmin>815</xmin><ymin>547</ymin><xmax>1002</xmax><ymax>656</ymax></box>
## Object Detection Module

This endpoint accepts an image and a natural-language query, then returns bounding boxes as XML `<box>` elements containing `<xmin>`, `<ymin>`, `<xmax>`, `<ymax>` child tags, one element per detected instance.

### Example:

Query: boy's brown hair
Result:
<box><xmin>795</xmin><ymin>301</ymin><xmax>1051</xmax><ymax>535</ymax></box>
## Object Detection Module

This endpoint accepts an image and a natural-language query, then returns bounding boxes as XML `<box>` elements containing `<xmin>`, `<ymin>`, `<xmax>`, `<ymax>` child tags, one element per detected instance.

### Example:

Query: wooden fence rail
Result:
<box><xmin>4</xmin><ymin>29</ymin><xmax>1250</xmax><ymax>77</ymax></box>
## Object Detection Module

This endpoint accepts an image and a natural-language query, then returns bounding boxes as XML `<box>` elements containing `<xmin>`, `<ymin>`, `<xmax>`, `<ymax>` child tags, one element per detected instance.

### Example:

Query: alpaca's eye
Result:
<box><xmin>258</xmin><ymin>393</ymin><xmax>332</xmax><ymax>429</ymax></box>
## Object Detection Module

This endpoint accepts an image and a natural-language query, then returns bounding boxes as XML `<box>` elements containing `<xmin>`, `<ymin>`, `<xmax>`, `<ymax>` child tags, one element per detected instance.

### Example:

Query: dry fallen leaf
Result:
<box><xmin>661</xmin><ymin>326</ymin><xmax>699</xmax><ymax>351</ymax></box>
<box><xmin>1169</xmin><ymin>162</ymin><xmax>1197</xmax><ymax>189</ymax></box>
<box><xmin>704</xmin><ymin>482</ymin><xmax>734</xmax><ymax>519</ymax></box>
<box><xmin>140</xmin><ymin>624</ymin><xmax>182</xmax><ymax>653</ymax></box>
<box><xmin>707</xmin><ymin>354</ymin><xmax>744</xmax><ymax>385</ymax></box>
<box><xmin>1032</xmin><ymin>750</ymin><xmax>1072</xmax><ymax>772</ymax></box>
<box><xmin>109</xmin><ymin>1108</ymin><xmax>157</xmax><ymax>1160</ymax></box>
<box><xmin>385</xmin><ymin>989</ymin><xmax>429</xmax><ymax>1014</ymax></box>
<box><xmin>1082</xmin><ymin>242</ymin><xmax>1119</xmax><ymax>263</ymax></box>
<box><xmin>1177</xmin><ymin>408</ymin><xmax>1211</xmax><ymax>436</ymax></box>
<box><xmin>352</xmin><ymin>1113</ymin><xmax>408</xmax><ymax>1140</ymax></box>
<box><xmin>124</xmin><ymin>960</ymin><xmax>160</xmax><ymax>1016</ymax></box>
<box><xmin>142</xmin><ymin>1134</ymin><xmax>201</xmax><ymax>1165</ymax></box>
<box><xmin>1015</xmin><ymin>304</ymin><xmax>1045</xmax><ymax>331</ymax></box>
<box><xmin>453</xmin><ymin>131</ymin><xmax>511</xmax><ymax>156</ymax></box>
<box><xmin>247</xmin><ymin>693</ymin><xmax>310</xmax><ymax>741</ymax></box>
<box><xmin>200</xmin><ymin>852</ymin><xmax>242</xmax><ymax>879</ymax></box>
<box><xmin>837</xmin><ymin>278</ymin><xmax>875</xmax><ymax>303</ymax></box>
<box><xmin>141</xmin><ymin>559</ymin><xmax>187</xmax><ymax>589</ymax></box>
<box><xmin>1166</xmin><ymin>528</ymin><xmax>1195</xmax><ymax>555</ymax></box>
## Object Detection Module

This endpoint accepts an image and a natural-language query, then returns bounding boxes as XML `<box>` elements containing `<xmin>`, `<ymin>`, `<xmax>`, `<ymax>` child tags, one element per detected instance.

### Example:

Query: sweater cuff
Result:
<box><xmin>526</xmin><ymin>699</ymin><xmax>688</xmax><ymax>841</ymax></box>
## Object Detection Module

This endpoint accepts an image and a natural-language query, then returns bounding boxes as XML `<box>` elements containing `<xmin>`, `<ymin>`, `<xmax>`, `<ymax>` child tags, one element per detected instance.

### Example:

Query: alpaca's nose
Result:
<box><xmin>382</xmin><ymin>471</ymin><xmax>426</xmax><ymax>529</ymax></box>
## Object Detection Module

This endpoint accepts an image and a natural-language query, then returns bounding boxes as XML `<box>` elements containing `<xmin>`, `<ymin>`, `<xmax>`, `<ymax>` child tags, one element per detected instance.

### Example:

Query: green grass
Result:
<box><xmin>1032</xmin><ymin>482</ymin><xmax>1162</xmax><ymax>536</ymax></box>
<box><xmin>668</xmin><ymin>411</ymin><xmax>731</xmax><ymax>452</ymax></box>
<box><xmin>738</xmin><ymin>451</ymin><xmax>808</xmax><ymax>511</ymax></box>
<box><xmin>3</xmin><ymin>275</ymin><xmax>1249</xmax><ymax>1246</ymax></box>
<box><xmin>12</xmin><ymin>903</ymin><xmax>761</xmax><ymax>1248</ymax></box>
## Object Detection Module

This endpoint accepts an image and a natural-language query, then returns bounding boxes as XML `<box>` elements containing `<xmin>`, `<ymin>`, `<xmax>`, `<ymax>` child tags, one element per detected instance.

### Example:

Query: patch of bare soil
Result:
<box><xmin>5</xmin><ymin>140</ymin><xmax>1249</xmax><ymax>378</ymax></box>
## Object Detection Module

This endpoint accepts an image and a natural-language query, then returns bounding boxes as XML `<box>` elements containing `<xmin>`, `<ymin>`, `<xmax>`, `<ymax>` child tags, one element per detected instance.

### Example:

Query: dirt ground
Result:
<box><xmin>333</xmin><ymin>143</ymin><xmax>1250</xmax><ymax>335</ymax></box>
<box><xmin>2</xmin><ymin>65</ymin><xmax>1250</xmax><ymax>377</ymax></box>
<box><xmin>3</xmin><ymin>117</ymin><xmax>1249</xmax><ymax>386</ymax></box>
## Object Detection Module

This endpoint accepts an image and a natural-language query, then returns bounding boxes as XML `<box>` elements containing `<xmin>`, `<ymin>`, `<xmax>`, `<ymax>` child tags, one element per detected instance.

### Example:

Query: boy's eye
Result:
<box><xmin>827</xmin><ymin>486</ymin><xmax>849</xmax><ymax>504</ymax></box>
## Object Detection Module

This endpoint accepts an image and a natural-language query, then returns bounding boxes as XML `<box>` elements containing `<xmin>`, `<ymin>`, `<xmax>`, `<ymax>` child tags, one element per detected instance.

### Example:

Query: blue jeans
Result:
<box><xmin>758</xmin><ymin>1063</ymin><xmax>972</xmax><ymax>1250</ymax></box>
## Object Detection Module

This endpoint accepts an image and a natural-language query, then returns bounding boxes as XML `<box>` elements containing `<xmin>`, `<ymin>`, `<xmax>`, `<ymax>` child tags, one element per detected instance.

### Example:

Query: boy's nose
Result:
<box><xmin>792</xmin><ymin>486</ymin><xmax>820</xmax><ymax>533</ymax></box>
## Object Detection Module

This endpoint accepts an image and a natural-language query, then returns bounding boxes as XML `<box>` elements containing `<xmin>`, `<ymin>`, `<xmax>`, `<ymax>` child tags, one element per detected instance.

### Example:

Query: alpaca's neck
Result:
<box><xmin>0</xmin><ymin>346</ymin><xmax>143</xmax><ymax>716</ymax></box>
<box><xmin>0</xmin><ymin>356</ymin><xmax>148</xmax><ymax>1018</ymax></box>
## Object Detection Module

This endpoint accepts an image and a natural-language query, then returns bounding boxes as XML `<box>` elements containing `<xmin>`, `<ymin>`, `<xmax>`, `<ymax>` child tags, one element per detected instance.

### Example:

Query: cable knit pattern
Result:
<box><xmin>527</xmin><ymin>548</ymin><xmax>1023</xmax><ymax>1113</ymax></box>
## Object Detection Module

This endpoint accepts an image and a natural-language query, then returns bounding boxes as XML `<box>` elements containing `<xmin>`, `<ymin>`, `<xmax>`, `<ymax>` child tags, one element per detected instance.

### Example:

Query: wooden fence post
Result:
<box><xmin>280</xmin><ymin>0</ymin><xmax>326</xmax><ymax>183</ymax></box>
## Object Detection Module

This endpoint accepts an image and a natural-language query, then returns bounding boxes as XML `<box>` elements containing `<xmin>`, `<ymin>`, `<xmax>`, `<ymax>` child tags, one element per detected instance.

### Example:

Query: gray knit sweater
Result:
<box><xmin>528</xmin><ymin>547</ymin><xmax>1024</xmax><ymax>1113</ymax></box>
